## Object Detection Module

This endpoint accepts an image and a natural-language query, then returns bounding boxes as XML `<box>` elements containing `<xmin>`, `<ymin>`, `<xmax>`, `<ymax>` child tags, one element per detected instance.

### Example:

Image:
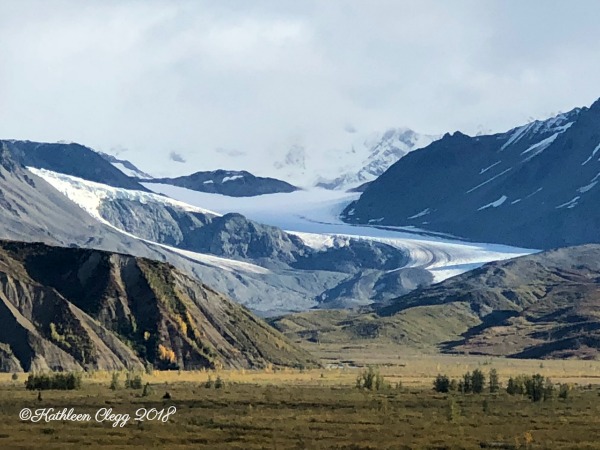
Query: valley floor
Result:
<box><xmin>3</xmin><ymin>357</ymin><xmax>600</xmax><ymax>449</ymax></box>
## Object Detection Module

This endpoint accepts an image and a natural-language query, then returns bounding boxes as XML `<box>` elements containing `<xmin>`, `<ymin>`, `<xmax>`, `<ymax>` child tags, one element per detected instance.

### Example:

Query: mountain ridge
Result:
<box><xmin>341</xmin><ymin>102</ymin><xmax>600</xmax><ymax>249</ymax></box>
<box><xmin>145</xmin><ymin>169</ymin><xmax>299</xmax><ymax>197</ymax></box>
<box><xmin>0</xmin><ymin>239</ymin><xmax>317</xmax><ymax>372</ymax></box>
<box><xmin>274</xmin><ymin>244</ymin><xmax>600</xmax><ymax>359</ymax></box>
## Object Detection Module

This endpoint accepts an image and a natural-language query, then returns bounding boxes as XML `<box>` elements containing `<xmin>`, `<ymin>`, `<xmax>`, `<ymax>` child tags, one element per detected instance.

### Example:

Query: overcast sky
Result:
<box><xmin>1</xmin><ymin>0</ymin><xmax>599</xmax><ymax>177</ymax></box>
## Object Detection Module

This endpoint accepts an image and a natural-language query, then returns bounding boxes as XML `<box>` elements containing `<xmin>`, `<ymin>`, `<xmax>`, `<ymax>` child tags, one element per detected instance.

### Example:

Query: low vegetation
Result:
<box><xmin>2</xmin><ymin>358</ymin><xmax>600</xmax><ymax>448</ymax></box>
<box><xmin>433</xmin><ymin>368</ymin><xmax>560</xmax><ymax>403</ymax></box>
<box><xmin>25</xmin><ymin>372</ymin><xmax>82</xmax><ymax>391</ymax></box>
<box><xmin>355</xmin><ymin>366</ymin><xmax>389</xmax><ymax>391</ymax></box>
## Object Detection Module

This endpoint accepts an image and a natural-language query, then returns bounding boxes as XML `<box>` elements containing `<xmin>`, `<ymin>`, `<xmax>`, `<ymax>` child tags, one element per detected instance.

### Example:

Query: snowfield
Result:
<box><xmin>28</xmin><ymin>168</ymin><xmax>220</xmax><ymax>219</ymax></box>
<box><xmin>143</xmin><ymin>182</ymin><xmax>536</xmax><ymax>283</ymax></box>
<box><xmin>28</xmin><ymin>168</ymin><xmax>270</xmax><ymax>277</ymax></box>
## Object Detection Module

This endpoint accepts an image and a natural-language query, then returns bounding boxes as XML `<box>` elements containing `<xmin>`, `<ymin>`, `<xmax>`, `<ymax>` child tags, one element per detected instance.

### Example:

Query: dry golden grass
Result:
<box><xmin>4</xmin><ymin>352</ymin><xmax>600</xmax><ymax>388</ymax></box>
<box><xmin>3</xmin><ymin>353</ymin><xmax>600</xmax><ymax>448</ymax></box>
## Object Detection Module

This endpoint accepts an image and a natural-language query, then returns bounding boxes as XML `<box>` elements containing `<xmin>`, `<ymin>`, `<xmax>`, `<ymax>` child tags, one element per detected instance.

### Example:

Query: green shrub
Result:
<box><xmin>525</xmin><ymin>374</ymin><xmax>546</xmax><ymax>402</ymax></box>
<box><xmin>459</xmin><ymin>372</ymin><xmax>472</xmax><ymax>393</ymax></box>
<box><xmin>507</xmin><ymin>375</ymin><xmax>527</xmax><ymax>396</ymax></box>
<box><xmin>25</xmin><ymin>372</ymin><xmax>82</xmax><ymax>391</ymax></box>
<box><xmin>124</xmin><ymin>372</ymin><xmax>143</xmax><ymax>390</ymax></box>
<box><xmin>356</xmin><ymin>367</ymin><xmax>388</xmax><ymax>391</ymax></box>
<box><xmin>489</xmin><ymin>368</ymin><xmax>500</xmax><ymax>393</ymax></box>
<box><xmin>215</xmin><ymin>376</ymin><xmax>224</xmax><ymax>389</ymax></box>
<box><xmin>142</xmin><ymin>382</ymin><xmax>152</xmax><ymax>397</ymax></box>
<box><xmin>433</xmin><ymin>374</ymin><xmax>451</xmax><ymax>393</ymax></box>
<box><xmin>507</xmin><ymin>374</ymin><xmax>553</xmax><ymax>402</ymax></box>
<box><xmin>109</xmin><ymin>372</ymin><xmax>120</xmax><ymax>390</ymax></box>
<box><xmin>471</xmin><ymin>369</ymin><xmax>486</xmax><ymax>394</ymax></box>
<box><xmin>559</xmin><ymin>383</ymin><xmax>571</xmax><ymax>400</ymax></box>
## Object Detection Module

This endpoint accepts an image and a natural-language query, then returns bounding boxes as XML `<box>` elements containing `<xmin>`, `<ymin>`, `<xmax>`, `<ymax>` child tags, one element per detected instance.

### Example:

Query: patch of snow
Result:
<box><xmin>466</xmin><ymin>168</ymin><xmax>512</xmax><ymax>193</ymax></box>
<box><xmin>500</xmin><ymin>123</ymin><xmax>531</xmax><ymax>151</ymax></box>
<box><xmin>521</xmin><ymin>133</ymin><xmax>559</xmax><ymax>160</ymax></box>
<box><xmin>222</xmin><ymin>175</ymin><xmax>244</xmax><ymax>182</ymax></box>
<box><xmin>511</xmin><ymin>199</ymin><xmax>521</xmax><ymax>204</ymax></box>
<box><xmin>525</xmin><ymin>187</ymin><xmax>543</xmax><ymax>199</ymax></box>
<box><xmin>203</xmin><ymin>180</ymin><xmax>214</xmax><ymax>184</ymax></box>
<box><xmin>429</xmin><ymin>263</ymin><xmax>483</xmax><ymax>284</ymax></box>
<box><xmin>157</xmin><ymin>244</ymin><xmax>270</xmax><ymax>275</ymax></box>
<box><xmin>578</xmin><ymin>181</ymin><xmax>598</xmax><ymax>194</ymax></box>
<box><xmin>581</xmin><ymin>142</ymin><xmax>600</xmax><ymax>166</ymax></box>
<box><xmin>111</xmin><ymin>162</ymin><xmax>149</xmax><ymax>178</ymax></box>
<box><xmin>479</xmin><ymin>161</ymin><xmax>501</xmax><ymax>175</ymax></box>
<box><xmin>408</xmin><ymin>208</ymin><xmax>431</xmax><ymax>219</ymax></box>
<box><xmin>478</xmin><ymin>195</ymin><xmax>508</xmax><ymax>211</ymax></box>
<box><xmin>556</xmin><ymin>196</ymin><xmax>580</xmax><ymax>209</ymax></box>
<box><xmin>553</xmin><ymin>122</ymin><xmax>574</xmax><ymax>132</ymax></box>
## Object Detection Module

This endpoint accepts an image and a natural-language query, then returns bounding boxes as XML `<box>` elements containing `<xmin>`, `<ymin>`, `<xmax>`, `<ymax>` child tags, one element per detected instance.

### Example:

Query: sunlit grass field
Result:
<box><xmin>2</xmin><ymin>353</ymin><xmax>600</xmax><ymax>448</ymax></box>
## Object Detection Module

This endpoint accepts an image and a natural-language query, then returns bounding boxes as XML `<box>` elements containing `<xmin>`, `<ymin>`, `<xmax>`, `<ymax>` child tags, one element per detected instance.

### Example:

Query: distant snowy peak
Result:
<box><xmin>316</xmin><ymin>128</ymin><xmax>439</xmax><ymax>190</ymax></box>
<box><xmin>97</xmin><ymin>151</ymin><xmax>153</xmax><ymax>179</ymax></box>
<box><xmin>144</xmin><ymin>169</ymin><xmax>300</xmax><ymax>197</ymax></box>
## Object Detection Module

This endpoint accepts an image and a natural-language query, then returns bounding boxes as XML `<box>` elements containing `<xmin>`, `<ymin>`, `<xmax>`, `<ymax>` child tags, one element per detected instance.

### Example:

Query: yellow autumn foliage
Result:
<box><xmin>158</xmin><ymin>344</ymin><xmax>177</xmax><ymax>363</ymax></box>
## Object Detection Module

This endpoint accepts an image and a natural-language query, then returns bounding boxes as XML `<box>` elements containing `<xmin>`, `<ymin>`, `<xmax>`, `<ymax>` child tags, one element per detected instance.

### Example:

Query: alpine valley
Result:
<box><xmin>3</xmin><ymin>97</ymin><xmax>600</xmax><ymax>370</ymax></box>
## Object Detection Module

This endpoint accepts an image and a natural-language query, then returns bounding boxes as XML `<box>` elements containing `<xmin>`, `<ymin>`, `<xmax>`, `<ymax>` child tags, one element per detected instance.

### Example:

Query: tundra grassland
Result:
<box><xmin>2</xmin><ymin>355</ymin><xmax>600</xmax><ymax>449</ymax></box>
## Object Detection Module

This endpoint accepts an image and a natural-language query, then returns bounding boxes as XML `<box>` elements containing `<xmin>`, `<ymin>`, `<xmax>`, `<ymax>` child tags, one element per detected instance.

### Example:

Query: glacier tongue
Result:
<box><xmin>28</xmin><ymin>167</ymin><xmax>534</xmax><ymax>313</ymax></box>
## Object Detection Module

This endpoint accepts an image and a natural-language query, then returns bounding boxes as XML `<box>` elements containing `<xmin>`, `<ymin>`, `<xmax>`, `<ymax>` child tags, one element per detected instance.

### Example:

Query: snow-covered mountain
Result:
<box><xmin>197</xmin><ymin>128</ymin><xmax>438</xmax><ymax>189</ymax></box>
<box><xmin>145</xmin><ymin>169</ymin><xmax>299</xmax><ymax>197</ymax></box>
<box><xmin>26</xmin><ymin>164</ymin><xmax>531</xmax><ymax>313</ymax></box>
<box><xmin>315</xmin><ymin>128</ymin><xmax>438</xmax><ymax>190</ymax></box>
<box><xmin>343</xmin><ymin>101</ymin><xmax>600</xmax><ymax>249</ymax></box>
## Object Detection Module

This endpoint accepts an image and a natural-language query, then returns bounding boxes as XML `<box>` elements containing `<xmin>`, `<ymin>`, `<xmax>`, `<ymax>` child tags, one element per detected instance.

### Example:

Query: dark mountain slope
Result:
<box><xmin>0</xmin><ymin>240</ymin><xmax>316</xmax><ymax>372</ymax></box>
<box><xmin>1</xmin><ymin>140</ymin><xmax>148</xmax><ymax>191</ymax></box>
<box><xmin>145</xmin><ymin>169</ymin><xmax>299</xmax><ymax>197</ymax></box>
<box><xmin>343</xmin><ymin>100</ymin><xmax>600</xmax><ymax>249</ymax></box>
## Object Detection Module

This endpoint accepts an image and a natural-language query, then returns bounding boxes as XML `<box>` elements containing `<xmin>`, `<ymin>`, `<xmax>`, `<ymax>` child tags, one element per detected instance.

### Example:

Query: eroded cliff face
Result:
<box><xmin>0</xmin><ymin>240</ymin><xmax>316</xmax><ymax>372</ymax></box>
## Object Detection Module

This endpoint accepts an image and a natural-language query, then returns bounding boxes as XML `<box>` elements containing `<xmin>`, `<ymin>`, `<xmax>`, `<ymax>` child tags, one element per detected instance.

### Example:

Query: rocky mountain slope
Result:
<box><xmin>342</xmin><ymin>99</ymin><xmax>600</xmax><ymax>249</ymax></box>
<box><xmin>1</xmin><ymin>140</ymin><xmax>148</xmax><ymax>191</ymax></box>
<box><xmin>0</xmin><ymin>240</ymin><xmax>316</xmax><ymax>372</ymax></box>
<box><xmin>145</xmin><ymin>170</ymin><xmax>299</xmax><ymax>197</ymax></box>
<box><xmin>274</xmin><ymin>245</ymin><xmax>600</xmax><ymax>359</ymax></box>
<box><xmin>32</xmin><ymin>168</ymin><xmax>430</xmax><ymax>312</ymax></box>
<box><xmin>0</xmin><ymin>143</ymin><xmax>335</xmax><ymax>314</ymax></box>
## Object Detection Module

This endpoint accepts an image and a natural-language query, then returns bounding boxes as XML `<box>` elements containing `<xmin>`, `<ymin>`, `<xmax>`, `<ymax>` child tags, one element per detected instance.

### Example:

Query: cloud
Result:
<box><xmin>0</xmin><ymin>1</ymin><xmax>599</xmax><ymax>178</ymax></box>
<box><xmin>344</xmin><ymin>124</ymin><xmax>357</xmax><ymax>134</ymax></box>
<box><xmin>216</xmin><ymin>148</ymin><xmax>247</xmax><ymax>157</ymax></box>
<box><xmin>169</xmin><ymin>151</ymin><xmax>186</xmax><ymax>163</ymax></box>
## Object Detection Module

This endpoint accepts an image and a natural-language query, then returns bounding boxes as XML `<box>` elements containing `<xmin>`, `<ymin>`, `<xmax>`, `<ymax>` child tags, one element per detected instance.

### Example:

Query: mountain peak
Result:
<box><xmin>343</xmin><ymin>98</ymin><xmax>600</xmax><ymax>249</ymax></box>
